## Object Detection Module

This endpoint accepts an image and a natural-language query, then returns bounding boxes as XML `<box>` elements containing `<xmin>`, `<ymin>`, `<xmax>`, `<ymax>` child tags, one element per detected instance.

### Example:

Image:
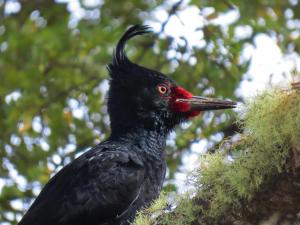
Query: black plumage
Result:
<box><xmin>18</xmin><ymin>25</ymin><xmax>236</xmax><ymax>225</ymax></box>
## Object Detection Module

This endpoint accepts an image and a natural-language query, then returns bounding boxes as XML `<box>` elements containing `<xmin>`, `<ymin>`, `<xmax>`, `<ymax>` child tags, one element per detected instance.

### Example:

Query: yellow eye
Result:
<box><xmin>157</xmin><ymin>85</ymin><xmax>168</xmax><ymax>95</ymax></box>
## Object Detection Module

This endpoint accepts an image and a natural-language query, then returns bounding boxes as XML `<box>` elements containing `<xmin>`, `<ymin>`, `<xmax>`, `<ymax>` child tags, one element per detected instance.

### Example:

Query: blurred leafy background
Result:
<box><xmin>0</xmin><ymin>0</ymin><xmax>300</xmax><ymax>224</ymax></box>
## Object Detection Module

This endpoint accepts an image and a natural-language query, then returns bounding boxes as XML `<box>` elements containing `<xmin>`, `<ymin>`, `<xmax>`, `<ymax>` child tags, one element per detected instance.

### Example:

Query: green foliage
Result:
<box><xmin>1</xmin><ymin>0</ymin><xmax>300</xmax><ymax>224</ymax></box>
<box><xmin>134</xmin><ymin>88</ymin><xmax>300</xmax><ymax>224</ymax></box>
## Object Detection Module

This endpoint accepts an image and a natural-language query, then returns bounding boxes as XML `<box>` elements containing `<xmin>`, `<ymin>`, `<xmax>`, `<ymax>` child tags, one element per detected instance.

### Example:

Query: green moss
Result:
<box><xmin>162</xmin><ymin>196</ymin><xmax>199</xmax><ymax>225</ymax></box>
<box><xmin>134</xmin><ymin>88</ymin><xmax>300</xmax><ymax>224</ymax></box>
<box><xmin>133</xmin><ymin>214</ymin><xmax>152</xmax><ymax>225</ymax></box>
<box><xmin>198</xmin><ymin>89</ymin><xmax>300</xmax><ymax>221</ymax></box>
<box><xmin>133</xmin><ymin>193</ymin><xmax>199</xmax><ymax>225</ymax></box>
<box><xmin>132</xmin><ymin>193</ymin><xmax>168</xmax><ymax>225</ymax></box>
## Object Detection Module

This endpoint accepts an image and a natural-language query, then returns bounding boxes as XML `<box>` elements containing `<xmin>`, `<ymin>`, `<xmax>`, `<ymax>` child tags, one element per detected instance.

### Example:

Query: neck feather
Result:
<box><xmin>110</xmin><ymin>126</ymin><xmax>167</xmax><ymax>158</ymax></box>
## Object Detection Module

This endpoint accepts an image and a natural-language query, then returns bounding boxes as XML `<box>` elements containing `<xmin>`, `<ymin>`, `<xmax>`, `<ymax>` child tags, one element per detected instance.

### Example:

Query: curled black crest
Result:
<box><xmin>113</xmin><ymin>25</ymin><xmax>151</xmax><ymax>66</ymax></box>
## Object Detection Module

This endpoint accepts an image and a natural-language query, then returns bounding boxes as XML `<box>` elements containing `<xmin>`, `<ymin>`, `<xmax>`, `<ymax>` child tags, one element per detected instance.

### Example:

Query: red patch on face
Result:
<box><xmin>172</xmin><ymin>101</ymin><xmax>191</xmax><ymax>112</ymax></box>
<box><xmin>170</xmin><ymin>86</ymin><xmax>193</xmax><ymax>113</ymax></box>
<box><xmin>173</xmin><ymin>86</ymin><xmax>193</xmax><ymax>99</ymax></box>
<box><xmin>186</xmin><ymin>111</ymin><xmax>201</xmax><ymax>118</ymax></box>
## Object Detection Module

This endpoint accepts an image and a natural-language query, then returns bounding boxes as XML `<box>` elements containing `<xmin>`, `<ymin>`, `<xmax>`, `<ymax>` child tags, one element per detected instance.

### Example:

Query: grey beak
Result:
<box><xmin>176</xmin><ymin>96</ymin><xmax>237</xmax><ymax>111</ymax></box>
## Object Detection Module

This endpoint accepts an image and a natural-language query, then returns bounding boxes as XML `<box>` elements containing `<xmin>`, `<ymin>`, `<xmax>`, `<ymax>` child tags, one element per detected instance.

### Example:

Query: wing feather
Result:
<box><xmin>18</xmin><ymin>147</ymin><xmax>144</xmax><ymax>225</ymax></box>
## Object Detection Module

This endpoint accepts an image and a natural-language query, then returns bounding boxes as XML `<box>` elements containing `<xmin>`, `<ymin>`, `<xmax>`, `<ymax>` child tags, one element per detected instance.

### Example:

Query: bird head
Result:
<box><xmin>107</xmin><ymin>25</ymin><xmax>236</xmax><ymax>134</ymax></box>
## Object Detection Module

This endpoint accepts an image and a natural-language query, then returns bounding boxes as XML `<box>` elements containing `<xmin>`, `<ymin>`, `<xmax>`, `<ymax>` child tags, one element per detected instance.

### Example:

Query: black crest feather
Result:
<box><xmin>112</xmin><ymin>25</ymin><xmax>152</xmax><ymax>66</ymax></box>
